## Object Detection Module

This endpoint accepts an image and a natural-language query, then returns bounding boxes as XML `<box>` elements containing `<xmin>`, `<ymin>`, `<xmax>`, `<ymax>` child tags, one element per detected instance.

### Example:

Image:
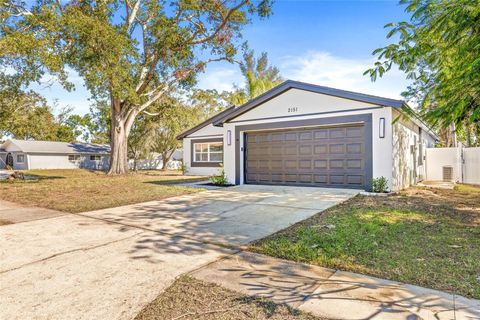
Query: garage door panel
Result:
<box><xmin>245</xmin><ymin>124</ymin><xmax>367</xmax><ymax>188</ymax></box>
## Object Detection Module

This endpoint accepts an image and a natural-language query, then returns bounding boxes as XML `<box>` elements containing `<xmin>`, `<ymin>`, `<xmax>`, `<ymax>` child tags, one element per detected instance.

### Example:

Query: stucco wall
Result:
<box><xmin>183</xmin><ymin>123</ymin><xmax>224</xmax><ymax>176</ymax></box>
<box><xmin>463</xmin><ymin>147</ymin><xmax>480</xmax><ymax>184</ymax></box>
<box><xmin>28</xmin><ymin>154</ymin><xmax>109</xmax><ymax>170</ymax></box>
<box><xmin>425</xmin><ymin>148</ymin><xmax>462</xmax><ymax>182</ymax></box>
<box><xmin>223</xmin><ymin>89</ymin><xmax>395</xmax><ymax>189</ymax></box>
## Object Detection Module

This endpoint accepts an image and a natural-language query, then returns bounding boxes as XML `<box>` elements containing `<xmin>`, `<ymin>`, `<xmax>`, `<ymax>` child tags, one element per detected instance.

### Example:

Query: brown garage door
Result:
<box><xmin>245</xmin><ymin>124</ymin><xmax>367</xmax><ymax>188</ymax></box>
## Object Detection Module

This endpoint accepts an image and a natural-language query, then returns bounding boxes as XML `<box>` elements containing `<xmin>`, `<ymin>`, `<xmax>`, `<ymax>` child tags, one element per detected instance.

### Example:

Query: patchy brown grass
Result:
<box><xmin>135</xmin><ymin>276</ymin><xmax>326</xmax><ymax>320</ymax></box>
<box><xmin>251</xmin><ymin>185</ymin><xmax>480</xmax><ymax>299</ymax></box>
<box><xmin>0</xmin><ymin>169</ymin><xmax>206</xmax><ymax>213</ymax></box>
<box><xmin>0</xmin><ymin>219</ymin><xmax>13</xmax><ymax>226</ymax></box>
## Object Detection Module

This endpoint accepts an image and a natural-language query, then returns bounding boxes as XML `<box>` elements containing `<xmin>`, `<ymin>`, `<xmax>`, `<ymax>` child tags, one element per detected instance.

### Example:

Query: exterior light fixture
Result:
<box><xmin>227</xmin><ymin>130</ymin><xmax>232</xmax><ymax>145</ymax></box>
<box><xmin>379</xmin><ymin>117</ymin><xmax>385</xmax><ymax>138</ymax></box>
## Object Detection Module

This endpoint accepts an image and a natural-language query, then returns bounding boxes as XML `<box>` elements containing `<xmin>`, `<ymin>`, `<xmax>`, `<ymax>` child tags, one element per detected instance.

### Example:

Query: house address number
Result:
<box><xmin>288</xmin><ymin>107</ymin><xmax>298</xmax><ymax>113</ymax></box>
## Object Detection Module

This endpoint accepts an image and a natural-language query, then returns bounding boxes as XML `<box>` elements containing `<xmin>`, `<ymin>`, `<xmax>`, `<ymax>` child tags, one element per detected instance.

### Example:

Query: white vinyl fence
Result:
<box><xmin>425</xmin><ymin>147</ymin><xmax>480</xmax><ymax>184</ymax></box>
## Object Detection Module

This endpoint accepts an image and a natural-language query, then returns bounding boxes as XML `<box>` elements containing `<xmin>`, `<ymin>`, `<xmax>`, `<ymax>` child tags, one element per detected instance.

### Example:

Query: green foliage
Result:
<box><xmin>180</xmin><ymin>162</ymin><xmax>188</xmax><ymax>175</ymax></box>
<box><xmin>228</xmin><ymin>45</ymin><xmax>284</xmax><ymax>105</ymax></box>
<box><xmin>365</xmin><ymin>0</ymin><xmax>480</xmax><ymax>134</ymax></box>
<box><xmin>371</xmin><ymin>176</ymin><xmax>389</xmax><ymax>193</ymax></box>
<box><xmin>210</xmin><ymin>164</ymin><xmax>229</xmax><ymax>186</ymax></box>
<box><xmin>4</xmin><ymin>165</ymin><xmax>13</xmax><ymax>171</ymax></box>
<box><xmin>0</xmin><ymin>0</ymin><xmax>273</xmax><ymax>173</ymax></box>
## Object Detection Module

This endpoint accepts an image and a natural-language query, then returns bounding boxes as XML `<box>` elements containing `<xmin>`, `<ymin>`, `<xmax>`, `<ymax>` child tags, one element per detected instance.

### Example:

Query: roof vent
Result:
<box><xmin>442</xmin><ymin>166</ymin><xmax>453</xmax><ymax>182</ymax></box>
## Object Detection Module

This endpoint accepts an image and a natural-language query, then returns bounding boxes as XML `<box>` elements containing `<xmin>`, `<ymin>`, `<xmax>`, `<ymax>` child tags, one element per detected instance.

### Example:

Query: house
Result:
<box><xmin>0</xmin><ymin>139</ymin><xmax>110</xmax><ymax>170</ymax></box>
<box><xmin>177</xmin><ymin>80</ymin><xmax>438</xmax><ymax>191</ymax></box>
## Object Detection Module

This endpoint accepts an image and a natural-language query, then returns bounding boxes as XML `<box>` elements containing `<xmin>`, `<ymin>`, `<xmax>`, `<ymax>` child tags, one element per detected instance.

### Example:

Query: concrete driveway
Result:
<box><xmin>0</xmin><ymin>185</ymin><xmax>357</xmax><ymax>320</ymax></box>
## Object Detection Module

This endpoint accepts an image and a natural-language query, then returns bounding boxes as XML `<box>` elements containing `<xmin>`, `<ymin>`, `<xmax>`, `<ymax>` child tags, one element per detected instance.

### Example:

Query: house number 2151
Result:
<box><xmin>288</xmin><ymin>107</ymin><xmax>298</xmax><ymax>113</ymax></box>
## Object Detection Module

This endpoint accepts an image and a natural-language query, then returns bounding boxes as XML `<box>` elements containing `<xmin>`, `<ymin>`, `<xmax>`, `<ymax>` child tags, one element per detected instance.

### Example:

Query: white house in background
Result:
<box><xmin>0</xmin><ymin>139</ymin><xmax>110</xmax><ymax>170</ymax></box>
<box><xmin>177</xmin><ymin>80</ymin><xmax>438</xmax><ymax>191</ymax></box>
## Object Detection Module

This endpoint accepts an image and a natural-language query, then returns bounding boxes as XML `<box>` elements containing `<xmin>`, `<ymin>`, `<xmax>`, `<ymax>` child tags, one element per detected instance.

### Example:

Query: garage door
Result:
<box><xmin>245</xmin><ymin>124</ymin><xmax>368</xmax><ymax>188</ymax></box>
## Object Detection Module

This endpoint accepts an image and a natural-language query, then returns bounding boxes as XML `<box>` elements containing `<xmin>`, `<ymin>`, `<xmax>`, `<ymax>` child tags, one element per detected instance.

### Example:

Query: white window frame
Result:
<box><xmin>90</xmin><ymin>155</ymin><xmax>102</xmax><ymax>161</ymax></box>
<box><xmin>68</xmin><ymin>154</ymin><xmax>81</xmax><ymax>162</ymax></box>
<box><xmin>193</xmin><ymin>142</ymin><xmax>223</xmax><ymax>163</ymax></box>
<box><xmin>16</xmin><ymin>154</ymin><xmax>25</xmax><ymax>163</ymax></box>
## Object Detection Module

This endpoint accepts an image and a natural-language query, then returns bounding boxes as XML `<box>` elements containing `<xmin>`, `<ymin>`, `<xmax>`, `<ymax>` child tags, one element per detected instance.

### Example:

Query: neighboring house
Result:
<box><xmin>178</xmin><ymin>80</ymin><xmax>438</xmax><ymax>191</ymax></box>
<box><xmin>0</xmin><ymin>139</ymin><xmax>110</xmax><ymax>170</ymax></box>
<box><xmin>128</xmin><ymin>150</ymin><xmax>184</xmax><ymax>170</ymax></box>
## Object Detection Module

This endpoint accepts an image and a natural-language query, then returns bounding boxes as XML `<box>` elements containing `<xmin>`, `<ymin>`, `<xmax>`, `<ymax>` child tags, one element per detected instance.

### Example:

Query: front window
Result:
<box><xmin>194</xmin><ymin>142</ymin><xmax>223</xmax><ymax>163</ymax></box>
<box><xmin>16</xmin><ymin>154</ymin><xmax>25</xmax><ymax>163</ymax></box>
<box><xmin>68</xmin><ymin>154</ymin><xmax>80</xmax><ymax>162</ymax></box>
<box><xmin>90</xmin><ymin>155</ymin><xmax>102</xmax><ymax>161</ymax></box>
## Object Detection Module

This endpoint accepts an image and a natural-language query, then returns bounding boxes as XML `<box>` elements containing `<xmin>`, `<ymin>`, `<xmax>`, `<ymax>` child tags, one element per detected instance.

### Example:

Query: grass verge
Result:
<box><xmin>0</xmin><ymin>169</ymin><xmax>206</xmax><ymax>213</ymax></box>
<box><xmin>250</xmin><ymin>185</ymin><xmax>480</xmax><ymax>299</ymax></box>
<box><xmin>135</xmin><ymin>276</ymin><xmax>326</xmax><ymax>320</ymax></box>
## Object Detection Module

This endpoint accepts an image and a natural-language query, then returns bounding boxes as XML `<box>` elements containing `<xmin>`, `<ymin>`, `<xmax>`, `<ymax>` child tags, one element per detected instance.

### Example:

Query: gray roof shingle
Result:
<box><xmin>5</xmin><ymin>139</ymin><xmax>110</xmax><ymax>154</ymax></box>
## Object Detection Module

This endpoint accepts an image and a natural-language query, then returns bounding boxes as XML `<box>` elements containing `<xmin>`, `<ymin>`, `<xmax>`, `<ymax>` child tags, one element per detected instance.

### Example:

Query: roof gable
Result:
<box><xmin>213</xmin><ymin>80</ymin><xmax>405</xmax><ymax>126</ymax></box>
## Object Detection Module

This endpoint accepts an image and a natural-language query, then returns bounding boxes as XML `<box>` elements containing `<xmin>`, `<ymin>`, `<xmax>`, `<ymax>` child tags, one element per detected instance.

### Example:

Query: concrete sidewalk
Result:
<box><xmin>191</xmin><ymin>251</ymin><xmax>480</xmax><ymax>320</ymax></box>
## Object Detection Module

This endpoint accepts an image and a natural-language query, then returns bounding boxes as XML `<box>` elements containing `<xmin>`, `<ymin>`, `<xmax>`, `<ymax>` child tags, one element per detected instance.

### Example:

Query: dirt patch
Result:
<box><xmin>135</xmin><ymin>276</ymin><xmax>326</xmax><ymax>320</ymax></box>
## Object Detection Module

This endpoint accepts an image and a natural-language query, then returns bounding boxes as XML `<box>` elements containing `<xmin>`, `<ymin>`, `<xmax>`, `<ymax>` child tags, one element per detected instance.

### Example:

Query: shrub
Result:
<box><xmin>4</xmin><ymin>165</ymin><xmax>13</xmax><ymax>171</ymax></box>
<box><xmin>180</xmin><ymin>162</ymin><xmax>188</xmax><ymax>175</ymax></box>
<box><xmin>210</xmin><ymin>164</ymin><xmax>228</xmax><ymax>186</ymax></box>
<box><xmin>371</xmin><ymin>176</ymin><xmax>389</xmax><ymax>193</ymax></box>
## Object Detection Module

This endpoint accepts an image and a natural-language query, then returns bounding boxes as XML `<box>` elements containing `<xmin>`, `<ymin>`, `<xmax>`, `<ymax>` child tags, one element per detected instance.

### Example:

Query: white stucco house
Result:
<box><xmin>178</xmin><ymin>80</ymin><xmax>438</xmax><ymax>191</ymax></box>
<box><xmin>0</xmin><ymin>139</ymin><xmax>110</xmax><ymax>170</ymax></box>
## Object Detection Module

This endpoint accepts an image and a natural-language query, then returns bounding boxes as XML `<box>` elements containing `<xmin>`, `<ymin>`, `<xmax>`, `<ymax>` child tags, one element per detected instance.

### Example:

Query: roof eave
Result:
<box><xmin>212</xmin><ymin>80</ymin><xmax>406</xmax><ymax>126</ymax></box>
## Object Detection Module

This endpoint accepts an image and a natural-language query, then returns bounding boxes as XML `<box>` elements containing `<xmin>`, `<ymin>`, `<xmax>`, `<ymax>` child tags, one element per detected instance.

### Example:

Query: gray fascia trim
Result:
<box><xmin>176</xmin><ymin>107</ymin><xmax>237</xmax><ymax>140</ymax></box>
<box><xmin>214</xmin><ymin>80</ymin><xmax>404</xmax><ymax>126</ymax></box>
<box><xmin>184</xmin><ymin>134</ymin><xmax>224</xmax><ymax>139</ymax></box>
<box><xmin>228</xmin><ymin>106</ymin><xmax>383</xmax><ymax>124</ymax></box>
<box><xmin>234</xmin><ymin>114</ymin><xmax>373</xmax><ymax>191</ymax></box>
<box><xmin>400</xmin><ymin>104</ymin><xmax>439</xmax><ymax>140</ymax></box>
<box><xmin>190</xmin><ymin>137</ymin><xmax>223</xmax><ymax>168</ymax></box>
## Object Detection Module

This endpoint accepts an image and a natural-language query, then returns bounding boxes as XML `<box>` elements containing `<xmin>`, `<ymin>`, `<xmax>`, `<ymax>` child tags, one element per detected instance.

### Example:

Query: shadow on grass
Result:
<box><xmin>144</xmin><ymin>177</ymin><xmax>208</xmax><ymax>185</ymax></box>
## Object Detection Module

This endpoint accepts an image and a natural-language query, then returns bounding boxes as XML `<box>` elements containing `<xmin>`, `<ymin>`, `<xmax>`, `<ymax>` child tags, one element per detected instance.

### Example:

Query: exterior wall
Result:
<box><xmin>28</xmin><ymin>153</ymin><xmax>109</xmax><ymax>170</ymax></box>
<box><xmin>392</xmin><ymin>111</ymin><xmax>420</xmax><ymax>190</ymax></box>
<box><xmin>6</xmin><ymin>151</ymin><xmax>29</xmax><ymax>170</ymax></box>
<box><xmin>425</xmin><ymin>148</ymin><xmax>463</xmax><ymax>182</ymax></box>
<box><xmin>183</xmin><ymin>123</ymin><xmax>224</xmax><ymax>176</ymax></box>
<box><xmin>223</xmin><ymin>90</ymin><xmax>395</xmax><ymax>190</ymax></box>
<box><xmin>463</xmin><ymin>147</ymin><xmax>480</xmax><ymax>185</ymax></box>
<box><xmin>0</xmin><ymin>153</ymin><xmax>7</xmax><ymax>169</ymax></box>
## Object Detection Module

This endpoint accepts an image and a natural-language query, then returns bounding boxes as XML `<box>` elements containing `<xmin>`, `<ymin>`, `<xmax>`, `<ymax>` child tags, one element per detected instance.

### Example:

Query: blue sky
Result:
<box><xmin>37</xmin><ymin>0</ymin><xmax>412</xmax><ymax>116</ymax></box>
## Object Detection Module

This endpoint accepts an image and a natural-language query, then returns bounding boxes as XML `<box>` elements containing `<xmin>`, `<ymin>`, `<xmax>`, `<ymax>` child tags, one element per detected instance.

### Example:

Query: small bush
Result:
<box><xmin>210</xmin><ymin>164</ymin><xmax>228</xmax><ymax>186</ymax></box>
<box><xmin>4</xmin><ymin>165</ymin><xmax>13</xmax><ymax>171</ymax></box>
<box><xmin>371</xmin><ymin>176</ymin><xmax>389</xmax><ymax>193</ymax></box>
<box><xmin>180</xmin><ymin>162</ymin><xmax>188</xmax><ymax>175</ymax></box>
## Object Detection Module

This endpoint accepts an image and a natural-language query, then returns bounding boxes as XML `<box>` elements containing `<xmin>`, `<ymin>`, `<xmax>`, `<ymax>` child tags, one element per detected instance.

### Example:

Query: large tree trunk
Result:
<box><xmin>108</xmin><ymin>99</ymin><xmax>131</xmax><ymax>174</ymax></box>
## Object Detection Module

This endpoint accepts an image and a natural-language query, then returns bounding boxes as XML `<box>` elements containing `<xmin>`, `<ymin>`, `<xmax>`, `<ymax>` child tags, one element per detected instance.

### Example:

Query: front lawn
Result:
<box><xmin>250</xmin><ymin>185</ymin><xmax>480</xmax><ymax>299</ymax></box>
<box><xmin>0</xmin><ymin>169</ymin><xmax>205</xmax><ymax>213</ymax></box>
<box><xmin>135</xmin><ymin>276</ymin><xmax>325</xmax><ymax>320</ymax></box>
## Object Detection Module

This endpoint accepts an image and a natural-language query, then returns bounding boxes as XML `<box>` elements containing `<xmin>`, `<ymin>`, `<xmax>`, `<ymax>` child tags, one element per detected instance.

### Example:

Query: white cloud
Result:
<box><xmin>280</xmin><ymin>51</ymin><xmax>409</xmax><ymax>99</ymax></box>
<box><xmin>196</xmin><ymin>65</ymin><xmax>242</xmax><ymax>92</ymax></box>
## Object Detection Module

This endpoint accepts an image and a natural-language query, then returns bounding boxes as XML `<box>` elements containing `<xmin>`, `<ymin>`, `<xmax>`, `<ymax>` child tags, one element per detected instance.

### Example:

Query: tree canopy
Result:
<box><xmin>365</xmin><ymin>0</ymin><xmax>480</xmax><ymax>144</ymax></box>
<box><xmin>229</xmin><ymin>46</ymin><xmax>283</xmax><ymax>105</ymax></box>
<box><xmin>1</xmin><ymin>0</ymin><xmax>272</xmax><ymax>173</ymax></box>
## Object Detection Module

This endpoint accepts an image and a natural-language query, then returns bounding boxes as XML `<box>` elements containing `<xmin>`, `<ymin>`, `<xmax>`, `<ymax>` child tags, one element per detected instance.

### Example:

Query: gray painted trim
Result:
<box><xmin>215</xmin><ymin>80</ymin><xmax>404</xmax><ymax>126</ymax></box>
<box><xmin>234</xmin><ymin>114</ymin><xmax>373</xmax><ymax>190</ymax></box>
<box><xmin>228</xmin><ymin>106</ymin><xmax>383</xmax><ymax>124</ymax></box>
<box><xmin>185</xmin><ymin>134</ymin><xmax>224</xmax><ymax>139</ymax></box>
<box><xmin>190</xmin><ymin>137</ymin><xmax>224</xmax><ymax>168</ymax></box>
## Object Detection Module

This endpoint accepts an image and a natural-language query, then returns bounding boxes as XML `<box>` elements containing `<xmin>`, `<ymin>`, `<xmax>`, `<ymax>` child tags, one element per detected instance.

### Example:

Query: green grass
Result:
<box><xmin>251</xmin><ymin>186</ymin><xmax>480</xmax><ymax>299</ymax></box>
<box><xmin>0</xmin><ymin>169</ymin><xmax>206</xmax><ymax>213</ymax></box>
